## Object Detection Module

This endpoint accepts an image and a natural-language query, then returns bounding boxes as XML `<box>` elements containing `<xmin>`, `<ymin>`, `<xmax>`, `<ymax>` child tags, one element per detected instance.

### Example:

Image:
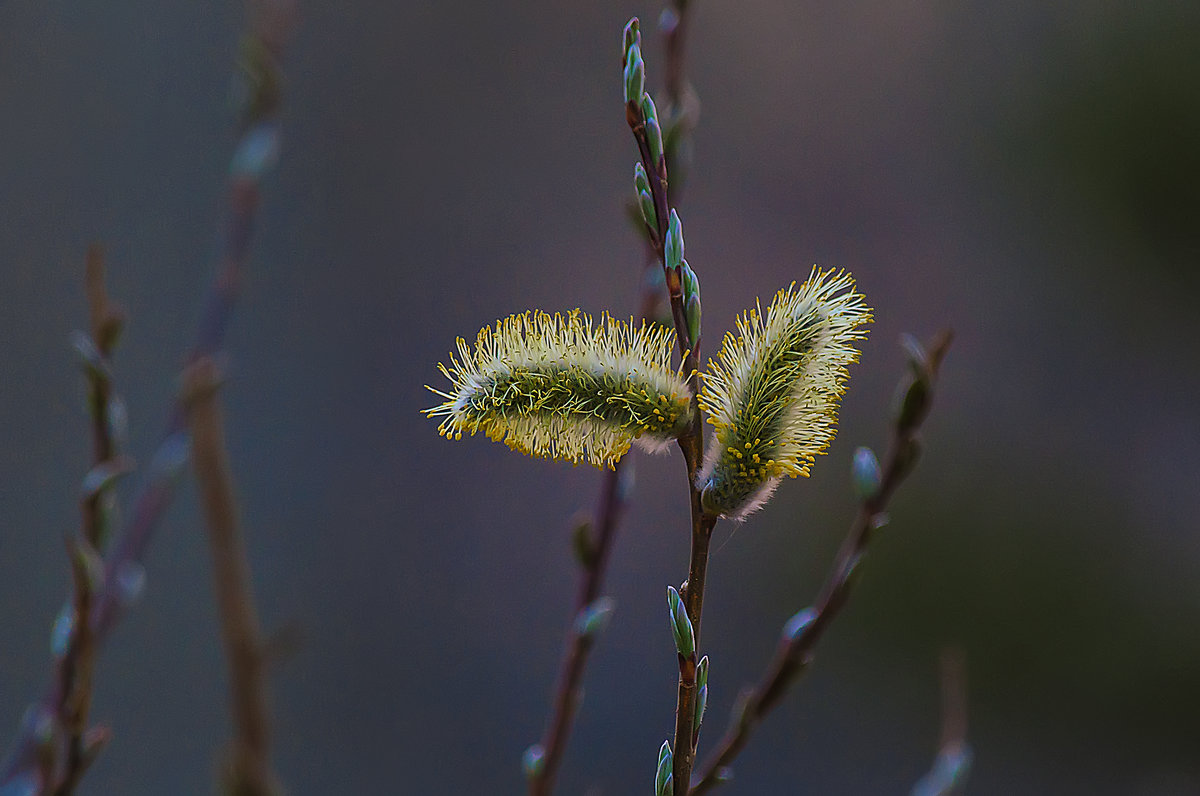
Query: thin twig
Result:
<box><xmin>529</xmin><ymin>270</ymin><xmax>663</xmax><ymax>793</ymax></box>
<box><xmin>531</xmin><ymin>9</ymin><xmax>700</xmax><ymax>791</ymax></box>
<box><xmin>911</xmin><ymin>648</ymin><xmax>972</xmax><ymax>796</ymax></box>
<box><xmin>626</xmin><ymin>10</ymin><xmax>716</xmax><ymax>792</ymax></box>
<box><xmin>185</xmin><ymin>358</ymin><xmax>279</xmax><ymax>796</ymax></box>
<box><xmin>529</xmin><ymin>463</ymin><xmax>629</xmax><ymax>794</ymax></box>
<box><xmin>50</xmin><ymin>247</ymin><xmax>126</xmax><ymax>795</ymax></box>
<box><xmin>690</xmin><ymin>331</ymin><xmax>953</xmax><ymax>794</ymax></box>
<box><xmin>0</xmin><ymin>3</ymin><xmax>295</xmax><ymax>787</ymax></box>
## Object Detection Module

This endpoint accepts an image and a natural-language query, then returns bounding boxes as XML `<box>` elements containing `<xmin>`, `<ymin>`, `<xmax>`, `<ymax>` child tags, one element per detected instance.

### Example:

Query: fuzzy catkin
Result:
<box><xmin>697</xmin><ymin>268</ymin><xmax>872</xmax><ymax>519</ymax></box>
<box><xmin>426</xmin><ymin>310</ymin><xmax>691</xmax><ymax>468</ymax></box>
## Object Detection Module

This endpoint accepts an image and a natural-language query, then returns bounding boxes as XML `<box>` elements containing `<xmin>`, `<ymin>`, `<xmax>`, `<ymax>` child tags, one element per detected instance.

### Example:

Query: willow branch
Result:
<box><xmin>690</xmin><ymin>331</ymin><xmax>953</xmax><ymax>794</ymax></box>
<box><xmin>911</xmin><ymin>648</ymin><xmax>972</xmax><ymax>796</ymax></box>
<box><xmin>185</xmin><ymin>358</ymin><xmax>279</xmax><ymax>796</ymax></box>
<box><xmin>48</xmin><ymin>247</ymin><xmax>127</xmax><ymax>795</ymax></box>
<box><xmin>0</xmin><ymin>3</ymin><xmax>296</xmax><ymax>787</ymax></box>
<box><xmin>625</xmin><ymin>15</ymin><xmax>716</xmax><ymax>794</ymax></box>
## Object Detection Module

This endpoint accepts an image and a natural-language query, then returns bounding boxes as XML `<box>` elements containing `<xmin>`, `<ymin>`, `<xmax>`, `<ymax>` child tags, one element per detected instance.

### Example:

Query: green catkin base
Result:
<box><xmin>426</xmin><ymin>310</ymin><xmax>691</xmax><ymax>468</ymax></box>
<box><xmin>698</xmin><ymin>268</ymin><xmax>872</xmax><ymax>519</ymax></box>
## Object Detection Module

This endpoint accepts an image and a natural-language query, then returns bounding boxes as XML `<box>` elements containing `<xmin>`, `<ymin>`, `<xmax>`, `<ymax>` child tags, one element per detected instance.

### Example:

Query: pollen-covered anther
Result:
<box><xmin>696</xmin><ymin>267</ymin><xmax>872</xmax><ymax>519</ymax></box>
<box><xmin>425</xmin><ymin>310</ymin><xmax>692</xmax><ymax>468</ymax></box>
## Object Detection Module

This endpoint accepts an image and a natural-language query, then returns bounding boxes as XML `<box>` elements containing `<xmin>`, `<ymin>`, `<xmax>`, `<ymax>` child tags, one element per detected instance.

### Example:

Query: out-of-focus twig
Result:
<box><xmin>911</xmin><ymin>648</ymin><xmax>972</xmax><ymax>796</ymax></box>
<box><xmin>690</xmin><ymin>331</ymin><xmax>953</xmax><ymax>794</ymax></box>
<box><xmin>185</xmin><ymin>358</ymin><xmax>279</xmax><ymax>796</ymax></box>
<box><xmin>48</xmin><ymin>246</ymin><xmax>127</xmax><ymax>795</ymax></box>
<box><xmin>0</xmin><ymin>2</ymin><xmax>296</xmax><ymax>788</ymax></box>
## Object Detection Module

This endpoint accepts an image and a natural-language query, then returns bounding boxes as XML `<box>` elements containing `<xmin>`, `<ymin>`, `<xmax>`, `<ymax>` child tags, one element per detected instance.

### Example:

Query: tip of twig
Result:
<box><xmin>927</xmin><ymin>329</ymin><xmax>953</xmax><ymax>377</ymax></box>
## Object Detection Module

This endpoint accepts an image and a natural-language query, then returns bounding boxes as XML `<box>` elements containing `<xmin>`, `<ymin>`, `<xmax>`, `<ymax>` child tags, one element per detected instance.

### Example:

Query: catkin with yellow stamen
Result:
<box><xmin>425</xmin><ymin>310</ymin><xmax>692</xmax><ymax>468</ymax></box>
<box><xmin>697</xmin><ymin>267</ymin><xmax>872</xmax><ymax>519</ymax></box>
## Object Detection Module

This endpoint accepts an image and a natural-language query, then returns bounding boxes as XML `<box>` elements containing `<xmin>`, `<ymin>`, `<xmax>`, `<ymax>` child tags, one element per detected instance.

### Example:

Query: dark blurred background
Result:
<box><xmin>2</xmin><ymin>1</ymin><xmax>1199</xmax><ymax>793</ymax></box>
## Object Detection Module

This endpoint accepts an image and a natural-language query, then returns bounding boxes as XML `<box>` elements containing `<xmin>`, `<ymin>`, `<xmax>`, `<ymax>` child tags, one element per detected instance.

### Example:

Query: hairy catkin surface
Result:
<box><xmin>698</xmin><ymin>268</ymin><xmax>872</xmax><ymax>519</ymax></box>
<box><xmin>426</xmin><ymin>310</ymin><xmax>691</xmax><ymax>468</ymax></box>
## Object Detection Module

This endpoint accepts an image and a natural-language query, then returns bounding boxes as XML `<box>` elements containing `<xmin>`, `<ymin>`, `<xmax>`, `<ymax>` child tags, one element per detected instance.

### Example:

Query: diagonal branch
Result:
<box><xmin>690</xmin><ymin>331</ymin><xmax>953</xmax><ymax>794</ymax></box>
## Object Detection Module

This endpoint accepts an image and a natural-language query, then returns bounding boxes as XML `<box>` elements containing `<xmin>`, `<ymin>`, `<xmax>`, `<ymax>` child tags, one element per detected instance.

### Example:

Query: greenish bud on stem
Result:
<box><xmin>664</xmin><ymin>210</ymin><xmax>684</xmax><ymax>272</ymax></box>
<box><xmin>641</xmin><ymin>92</ymin><xmax>659</xmax><ymax>130</ymax></box>
<box><xmin>624</xmin><ymin>45</ymin><xmax>645</xmax><ymax>105</ymax></box>
<box><xmin>655</xmin><ymin>740</ymin><xmax>674</xmax><ymax>796</ymax></box>
<box><xmin>851</xmin><ymin>446</ymin><xmax>882</xmax><ymax>501</ymax></box>
<box><xmin>686</xmin><ymin>293</ymin><xmax>702</xmax><ymax>349</ymax></box>
<box><xmin>638</xmin><ymin>190</ymin><xmax>657</xmax><ymax>230</ymax></box>
<box><xmin>522</xmin><ymin>744</ymin><xmax>546</xmax><ymax>780</ymax></box>
<box><xmin>694</xmin><ymin>654</ymin><xmax>710</xmax><ymax>736</ymax></box>
<box><xmin>622</xmin><ymin>17</ymin><xmax>641</xmax><ymax>64</ymax></box>
<box><xmin>666</xmin><ymin>584</ymin><xmax>695</xmax><ymax>658</ymax></box>
<box><xmin>574</xmin><ymin>596</ymin><xmax>616</xmax><ymax>639</ymax></box>
<box><xmin>634</xmin><ymin>162</ymin><xmax>651</xmax><ymax>196</ymax></box>
<box><xmin>782</xmin><ymin>607</ymin><xmax>817</xmax><ymax>643</ymax></box>
<box><xmin>645</xmin><ymin>117</ymin><xmax>664</xmax><ymax>168</ymax></box>
<box><xmin>571</xmin><ymin>516</ymin><xmax>595</xmax><ymax>567</ymax></box>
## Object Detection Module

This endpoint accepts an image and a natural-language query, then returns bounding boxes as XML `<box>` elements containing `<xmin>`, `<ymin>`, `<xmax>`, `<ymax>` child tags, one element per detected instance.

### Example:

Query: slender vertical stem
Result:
<box><xmin>626</xmin><ymin>11</ymin><xmax>716</xmax><ymax>791</ymax></box>
<box><xmin>53</xmin><ymin>247</ymin><xmax>126</xmax><ymax>795</ymax></box>
<box><xmin>185</xmin><ymin>358</ymin><xmax>278</xmax><ymax>795</ymax></box>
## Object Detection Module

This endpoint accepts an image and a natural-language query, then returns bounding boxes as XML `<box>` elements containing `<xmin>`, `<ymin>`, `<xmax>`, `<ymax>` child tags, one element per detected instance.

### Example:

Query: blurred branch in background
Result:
<box><xmin>185</xmin><ymin>358</ymin><xmax>280</xmax><ymax>796</ymax></box>
<box><xmin>911</xmin><ymin>648</ymin><xmax>973</xmax><ymax>796</ymax></box>
<box><xmin>0</xmin><ymin>1</ymin><xmax>296</xmax><ymax>791</ymax></box>
<box><xmin>524</xmin><ymin>5</ymin><xmax>698</xmax><ymax>793</ymax></box>
<box><xmin>690</xmin><ymin>331</ymin><xmax>953</xmax><ymax>794</ymax></box>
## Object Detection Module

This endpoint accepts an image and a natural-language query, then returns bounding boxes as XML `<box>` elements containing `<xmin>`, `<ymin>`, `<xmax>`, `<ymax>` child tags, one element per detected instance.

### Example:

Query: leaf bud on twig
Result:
<box><xmin>655</xmin><ymin>740</ymin><xmax>674</xmax><ymax>796</ymax></box>
<box><xmin>666</xmin><ymin>585</ymin><xmax>695</xmax><ymax>659</ymax></box>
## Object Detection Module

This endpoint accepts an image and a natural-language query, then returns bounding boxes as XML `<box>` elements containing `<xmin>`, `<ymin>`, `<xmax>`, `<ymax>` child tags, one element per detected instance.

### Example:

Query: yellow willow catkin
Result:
<box><xmin>425</xmin><ymin>310</ymin><xmax>692</xmax><ymax>468</ymax></box>
<box><xmin>697</xmin><ymin>267</ymin><xmax>872</xmax><ymax>519</ymax></box>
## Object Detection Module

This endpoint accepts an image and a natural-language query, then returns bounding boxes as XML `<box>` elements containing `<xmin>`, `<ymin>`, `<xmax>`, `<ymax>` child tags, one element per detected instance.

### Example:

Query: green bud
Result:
<box><xmin>571</xmin><ymin>516</ymin><xmax>594</xmax><ymax>567</ymax></box>
<box><xmin>680</xmin><ymin>260</ymin><xmax>699</xmax><ymax>301</ymax></box>
<box><xmin>694</xmin><ymin>655</ymin><xmax>710</xmax><ymax>735</ymax></box>
<box><xmin>71</xmin><ymin>330</ymin><xmax>111</xmax><ymax>383</ymax></box>
<box><xmin>686</xmin><ymin>293</ymin><xmax>701</xmax><ymax>349</ymax></box>
<box><xmin>624</xmin><ymin>45</ymin><xmax>645</xmax><ymax>105</ymax></box>
<box><xmin>645</xmin><ymin>117</ymin><xmax>664</xmax><ymax>167</ymax></box>
<box><xmin>51</xmin><ymin>605</ymin><xmax>73</xmax><ymax>657</ymax></box>
<box><xmin>634</xmin><ymin>161</ymin><xmax>650</xmax><ymax>196</ymax></box>
<box><xmin>69</xmin><ymin>536</ymin><xmax>105</xmax><ymax>593</ymax></box>
<box><xmin>574</xmin><ymin>596</ymin><xmax>616</xmax><ymax>638</ymax></box>
<box><xmin>81</xmin><ymin>456</ymin><xmax>134</xmax><ymax>500</ymax></box>
<box><xmin>782</xmin><ymin>607</ymin><xmax>816</xmax><ymax>643</ymax></box>
<box><xmin>638</xmin><ymin>190</ymin><xmax>657</xmax><ymax>231</ymax></box>
<box><xmin>622</xmin><ymin>18</ymin><xmax>641</xmax><ymax>64</ymax></box>
<box><xmin>655</xmin><ymin>740</ymin><xmax>673</xmax><ymax>796</ymax></box>
<box><xmin>666</xmin><ymin>585</ymin><xmax>695</xmax><ymax>658</ymax></box>
<box><xmin>664</xmin><ymin>210</ymin><xmax>684</xmax><ymax>272</ymax></box>
<box><xmin>896</xmin><ymin>373</ymin><xmax>930</xmax><ymax>432</ymax></box>
<box><xmin>641</xmin><ymin>92</ymin><xmax>659</xmax><ymax>129</ymax></box>
<box><xmin>900</xmin><ymin>332</ymin><xmax>929</xmax><ymax>374</ymax></box>
<box><xmin>115</xmin><ymin>560</ymin><xmax>146</xmax><ymax>607</ymax></box>
<box><xmin>851</xmin><ymin>446</ymin><xmax>882</xmax><ymax>501</ymax></box>
<box><xmin>522</xmin><ymin>744</ymin><xmax>546</xmax><ymax>780</ymax></box>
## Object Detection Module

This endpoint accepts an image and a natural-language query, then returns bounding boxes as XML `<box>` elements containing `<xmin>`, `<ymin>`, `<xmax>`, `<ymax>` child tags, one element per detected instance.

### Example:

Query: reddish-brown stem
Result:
<box><xmin>52</xmin><ymin>247</ymin><xmax>126</xmax><ymax>795</ymax></box>
<box><xmin>626</xmin><ymin>13</ymin><xmax>715</xmax><ymax>791</ymax></box>
<box><xmin>186</xmin><ymin>358</ymin><xmax>279</xmax><ymax>795</ymax></box>
<box><xmin>690</xmin><ymin>332</ymin><xmax>952</xmax><ymax>794</ymax></box>
<box><xmin>529</xmin><ymin>460</ymin><xmax>628</xmax><ymax>795</ymax></box>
